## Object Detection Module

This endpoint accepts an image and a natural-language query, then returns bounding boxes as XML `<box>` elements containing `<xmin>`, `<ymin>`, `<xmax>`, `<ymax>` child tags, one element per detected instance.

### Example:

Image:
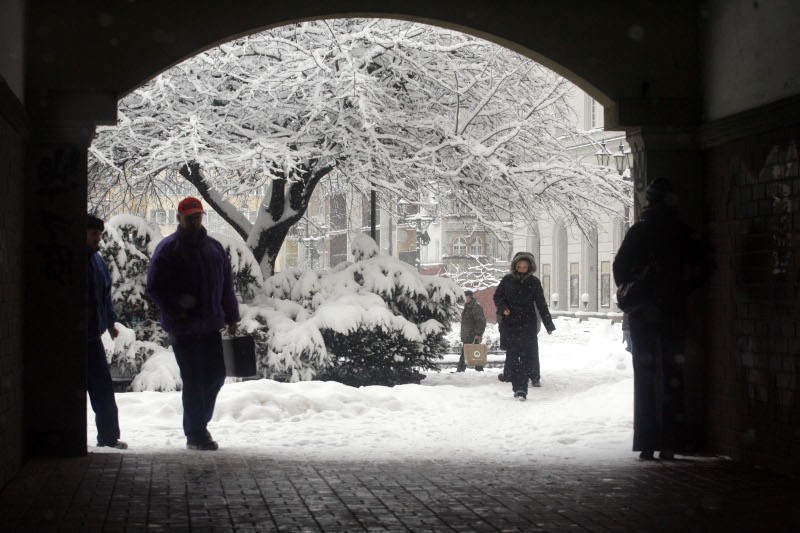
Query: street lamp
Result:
<box><xmin>596</xmin><ymin>140</ymin><xmax>632</xmax><ymax>176</ymax></box>
<box><xmin>594</xmin><ymin>140</ymin><xmax>611</xmax><ymax>167</ymax></box>
<box><xmin>612</xmin><ymin>142</ymin><xmax>628</xmax><ymax>175</ymax></box>
<box><xmin>409</xmin><ymin>213</ymin><xmax>434</xmax><ymax>269</ymax></box>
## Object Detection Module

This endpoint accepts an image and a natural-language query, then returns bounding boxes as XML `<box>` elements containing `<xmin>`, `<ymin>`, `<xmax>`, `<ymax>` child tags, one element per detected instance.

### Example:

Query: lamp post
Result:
<box><xmin>410</xmin><ymin>213</ymin><xmax>434</xmax><ymax>270</ymax></box>
<box><xmin>596</xmin><ymin>138</ymin><xmax>635</xmax><ymax>314</ymax></box>
<box><xmin>596</xmin><ymin>138</ymin><xmax>634</xmax><ymax>228</ymax></box>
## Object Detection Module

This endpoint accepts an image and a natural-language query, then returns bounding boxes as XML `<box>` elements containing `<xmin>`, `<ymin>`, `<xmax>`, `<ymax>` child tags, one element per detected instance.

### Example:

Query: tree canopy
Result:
<box><xmin>89</xmin><ymin>18</ymin><xmax>627</xmax><ymax>276</ymax></box>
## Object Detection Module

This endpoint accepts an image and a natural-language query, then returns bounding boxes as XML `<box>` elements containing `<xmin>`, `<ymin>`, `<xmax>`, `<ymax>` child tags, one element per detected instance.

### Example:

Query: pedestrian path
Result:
<box><xmin>1</xmin><ymin>453</ymin><xmax>797</xmax><ymax>531</ymax></box>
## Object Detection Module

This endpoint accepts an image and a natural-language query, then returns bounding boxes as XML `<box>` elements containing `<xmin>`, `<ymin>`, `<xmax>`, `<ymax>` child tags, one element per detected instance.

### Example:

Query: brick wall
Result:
<box><xmin>0</xmin><ymin>114</ymin><xmax>24</xmax><ymax>488</ymax></box>
<box><xmin>705</xmin><ymin>124</ymin><xmax>800</xmax><ymax>471</ymax></box>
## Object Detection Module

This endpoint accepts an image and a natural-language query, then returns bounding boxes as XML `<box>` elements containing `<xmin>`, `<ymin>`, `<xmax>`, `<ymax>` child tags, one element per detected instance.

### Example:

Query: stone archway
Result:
<box><xmin>19</xmin><ymin>0</ymin><xmax>704</xmax><ymax>458</ymax></box>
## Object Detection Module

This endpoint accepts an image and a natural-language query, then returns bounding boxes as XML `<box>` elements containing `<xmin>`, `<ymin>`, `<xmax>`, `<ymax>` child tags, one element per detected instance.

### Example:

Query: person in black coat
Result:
<box><xmin>613</xmin><ymin>178</ymin><xmax>711</xmax><ymax>460</ymax></box>
<box><xmin>494</xmin><ymin>252</ymin><xmax>555</xmax><ymax>400</ymax></box>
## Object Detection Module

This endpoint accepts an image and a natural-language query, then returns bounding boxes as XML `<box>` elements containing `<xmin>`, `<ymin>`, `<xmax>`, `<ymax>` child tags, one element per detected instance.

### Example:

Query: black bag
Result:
<box><xmin>222</xmin><ymin>335</ymin><xmax>257</xmax><ymax>377</ymax></box>
<box><xmin>616</xmin><ymin>259</ymin><xmax>659</xmax><ymax>314</ymax></box>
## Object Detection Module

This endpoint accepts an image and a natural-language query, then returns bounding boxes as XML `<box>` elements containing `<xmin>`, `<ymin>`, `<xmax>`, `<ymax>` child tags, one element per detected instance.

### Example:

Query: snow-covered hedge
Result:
<box><xmin>257</xmin><ymin>235</ymin><xmax>462</xmax><ymax>386</ymax></box>
<box><xmin>211</xmin><ymin>233</ymin><xmax>264</xmax><ymax>302</ymax></box>
<box><xmin>99</xmin><ymin>214</ymin><xmax>266</xmax><ymax>382</ymax></box>
<box><xmin>101</xmin><ymin>323</ymin><xmax>162</xmax><ymax>384</ymax></box>
<box><xmin>97</xmin><ymin>224</ymin><xmax>461</xmax><ymax>389</ymax></box>
<box><xmin>101</xmin><ymin>215</ymin><xmax>167</xmax><ymax>346</ymax></box>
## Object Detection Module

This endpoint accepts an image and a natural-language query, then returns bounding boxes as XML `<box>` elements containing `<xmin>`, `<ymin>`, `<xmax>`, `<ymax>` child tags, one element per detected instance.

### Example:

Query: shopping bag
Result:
<box><xmin>222</xmin><ymin>335</ymin><xmax>257</xmax><ymax>377</ymax></box>
<box><xmin>463</xmin><ymin>343</ymin><xmax>488</xmax><ymax>367</ymax></box>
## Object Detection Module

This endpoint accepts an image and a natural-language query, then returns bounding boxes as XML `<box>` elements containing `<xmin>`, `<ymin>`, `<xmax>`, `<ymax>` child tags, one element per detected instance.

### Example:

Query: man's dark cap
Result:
<box><xmin>464</xmin><ymin>290</ymin><xmax>474</xmax><ymax>296</ymax></box>
<box><xmin>88</xmin><ymin>214</ymin><xmax>104</xmax><ymax>231</ymax></box>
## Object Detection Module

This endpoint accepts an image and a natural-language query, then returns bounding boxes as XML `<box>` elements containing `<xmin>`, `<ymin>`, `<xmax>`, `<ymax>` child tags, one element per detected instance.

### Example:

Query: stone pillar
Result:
<box><xmin>626</xmin><ymin>127</ymin><xmax>703</xmax><ymax>229</ymax></box>
<box><xmin>581</xmin><ymin>228</ymin><xmax>598</xmax><ymax>312</ymax></box>
<box><xmin>625</xmin><ymin>126</ymin><xmax>706</xmax><ymax>450</ymax></box>
<box><xmin>551</xmin><ymin>221</ymin><xmax>568</xmax><ymax>311</ymax></box>
<box><xmin>24</xmin><ymin>120</ymin><xmax>95</xmax><ymax>456</ymax></box>
<box><xmin>528</xmin><ymin>222</ymin><xmax>541</xmax><ymax>263</ymax></box>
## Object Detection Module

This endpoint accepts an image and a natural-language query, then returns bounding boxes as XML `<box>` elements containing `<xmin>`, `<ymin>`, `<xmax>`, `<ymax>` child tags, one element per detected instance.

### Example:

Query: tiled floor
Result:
<box><xmin>1</xmin><ymin>452</ymin><xmax>798</xmax><ymax>531</ymax></box>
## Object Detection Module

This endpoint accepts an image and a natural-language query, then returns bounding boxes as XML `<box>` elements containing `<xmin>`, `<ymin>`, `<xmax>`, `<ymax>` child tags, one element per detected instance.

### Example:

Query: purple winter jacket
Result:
<box><xmin>146</xmin><ymin>226</ymin><xmax>240</xmax><ymax>336</ymax></box>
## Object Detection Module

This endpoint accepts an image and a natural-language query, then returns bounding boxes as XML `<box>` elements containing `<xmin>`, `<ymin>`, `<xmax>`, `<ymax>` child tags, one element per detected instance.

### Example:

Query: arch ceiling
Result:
<box><xmin>27</xmin><ymin>0</ymin><xmax>700</xmax><ymax>129</ymax></box>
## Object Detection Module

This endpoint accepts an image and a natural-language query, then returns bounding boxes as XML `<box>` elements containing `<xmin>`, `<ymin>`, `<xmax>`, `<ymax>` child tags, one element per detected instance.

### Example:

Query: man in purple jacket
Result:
<box><xmin>147</xmin><ymin>197</ymin><xmax>240</xmax><ymax>451</ymax></box>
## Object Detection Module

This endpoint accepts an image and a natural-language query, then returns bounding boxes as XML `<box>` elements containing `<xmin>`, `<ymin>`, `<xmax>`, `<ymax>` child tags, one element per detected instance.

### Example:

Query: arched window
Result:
<box><xmin>452</xmin><ymin>237</ymin><xmax>467</xmax><ymax>256</ymax></box>
<box><xmin>470</xmin><ymin>238</ymin><xmax>483</xmax><ymax>255</ymax></box>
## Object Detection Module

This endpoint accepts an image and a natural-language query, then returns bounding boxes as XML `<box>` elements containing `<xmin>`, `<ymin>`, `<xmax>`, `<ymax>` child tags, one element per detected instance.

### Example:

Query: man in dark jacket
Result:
<box><xmin>87</xmin><ymin>215</ymin><xmax>127</xmax><ymax>449</ymax></box>
<box><xmin>613</xmin><ymin>178</ymin><xmax>711</xmax><ymax>460</ymax></box>
<box><xmin>457</xmin><ymin>290</ymin><xmax>487</xmax><ymax>372</ymax></box>
<box><xmin>147</xmin><ymin>197</ymin><xmax>240</xmax><ymax>451</ymax></box>
<box><xmin>494</xmin><ymin>252</ymin><xmax>555</xmax><ymax>400</ymax></box>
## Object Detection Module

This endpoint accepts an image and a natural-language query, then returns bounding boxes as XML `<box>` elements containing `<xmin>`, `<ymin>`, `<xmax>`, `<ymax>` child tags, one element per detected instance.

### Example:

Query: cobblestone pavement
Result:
<box><xmin>1</xmin><ymin>453</ymin><xmax>798</xmax><ymax>532</ymax></box>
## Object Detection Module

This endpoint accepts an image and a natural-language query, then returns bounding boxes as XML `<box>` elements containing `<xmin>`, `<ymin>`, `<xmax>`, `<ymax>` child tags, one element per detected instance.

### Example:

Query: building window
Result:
<box><xmin>362</xmin><ymin>193</ymin><xmax>379</xmax><ymax>230</ymax></box>
<box><xmin>452</xmin><ymin>237</ymin><xmax>467</xmax><ymax>256</ymax></box>
<box><xmin>470</xmin><ymin>237</ymin><xmax>483</xmax><ymax>255</ymax></box>
<box><xmin>600</xmin><ymin>261</ymin><xmax>611</xmax><ymax>307</ymax></box>
<box><xmin>152</xmin><ymin>209</ymin><xmax>166</xmax><ymax>224</ymax></box>
<box><xmin>284</xmin><ymin>239</ymin><xmax>298</xmax><ymax>269</ymax></box>
<box><xmin>330</xmin><ymin>234</ymin><xmax>348</xmax><ymax>267</ymax></box>
<box><xmin>330</xmin><ymin>193</ymin><xmax>347</xmax><ymax>231</ymax></box>
<box><xmin>541</xmin><ymin>264</ymin><xmax>551</xmax><ymax>304</ymax></box>
<box><xmin>398</xmin><ymin>200</ymin><xmax>419</xmax><ymax>219</ymax></box>
<box><xmin>451</xmin><ymin>200</ymin><xmax>470</xmax><ymax>215</ymax></box>
<box><xmin>569</xmin><ymin>262</ymin><xmax>580</xmax><ymax>308</ymax></box>
<box><xmin>584</xmin><ymin>94</ymin><xmax>598</xmax><ymax>130</ymax></box>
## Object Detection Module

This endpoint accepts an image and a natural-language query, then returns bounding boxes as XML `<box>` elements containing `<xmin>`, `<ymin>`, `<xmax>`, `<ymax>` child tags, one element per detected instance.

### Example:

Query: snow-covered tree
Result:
<box><xmin>101</xmin><ymin>214</ymin><xmax>167</xmax><ymax>344</ymax></box>
<box><xmin>89</xmin><ymin>19</ymin><xmax>627</xmax><ymax>278</ymax></box>
<box><xmin>445</xmin><ymin>255</ymin><xmax>508</xmax><ymax>292</ymax></box>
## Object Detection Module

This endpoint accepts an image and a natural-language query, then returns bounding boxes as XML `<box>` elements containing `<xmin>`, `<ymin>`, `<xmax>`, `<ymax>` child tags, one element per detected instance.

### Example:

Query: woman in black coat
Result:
<box><xmin>494</xmin><ymin>252</ymin><xmax>555</xmax><ymax>400</ymax></box>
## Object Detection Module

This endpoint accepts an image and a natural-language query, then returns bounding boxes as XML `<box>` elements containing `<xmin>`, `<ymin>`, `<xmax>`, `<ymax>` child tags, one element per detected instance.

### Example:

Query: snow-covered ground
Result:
<box><xmin>91</xmin><ymin>317</ymin><xmax>635</xmax><ymax>464</ymax></box>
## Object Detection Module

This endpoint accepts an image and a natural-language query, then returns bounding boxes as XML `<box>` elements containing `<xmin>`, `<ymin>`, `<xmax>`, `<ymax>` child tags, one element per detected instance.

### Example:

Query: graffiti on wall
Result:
<box><xmin>36</xmin><ymin>146</ymin><xmax>82</xmax><ymax>286</ymax></box>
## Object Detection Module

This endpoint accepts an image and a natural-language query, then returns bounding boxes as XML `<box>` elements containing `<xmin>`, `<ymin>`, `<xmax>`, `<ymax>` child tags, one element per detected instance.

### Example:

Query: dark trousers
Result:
<box><xmin>505</xmin><ymin>338</ymin><xmax>539</xmax><ymax>395</ymax></box>
<box><xmin>87</xmin><ymin>338</ymin><xmax>121</xmax><ymax>445</ymax></box>
<box><xmin>629</xmin><ymin>313</ymin><xmax>686</xmax><ymax>452</ymax></box>
<box><xmin>171</xmin><ymin>332</ymin><xmax>226</xmax><ymax>443</ymax></box>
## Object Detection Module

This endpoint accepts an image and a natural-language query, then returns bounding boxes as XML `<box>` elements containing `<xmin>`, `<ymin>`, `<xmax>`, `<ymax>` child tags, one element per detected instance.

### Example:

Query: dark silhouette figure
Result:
<box><xmin>613</xmin><ymin>178</ymin><xmax>711</xmax><ymax>460</ymax></box>
<box><xmin>147</xmin><ymin>197</ymin><xmax>240</xmax><ymax>451</ymax></box>
<box><xmin>86</xmin><ymin>215</ymin><xmax>127</xmax><ymax>449</ymax></box>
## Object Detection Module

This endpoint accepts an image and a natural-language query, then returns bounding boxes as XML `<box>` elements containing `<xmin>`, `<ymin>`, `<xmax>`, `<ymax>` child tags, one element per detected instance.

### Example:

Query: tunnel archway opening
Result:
<box><xmin>86</xmin><ymin>14</ymin><xmax>636</xmax><ymax>460</ymax></box>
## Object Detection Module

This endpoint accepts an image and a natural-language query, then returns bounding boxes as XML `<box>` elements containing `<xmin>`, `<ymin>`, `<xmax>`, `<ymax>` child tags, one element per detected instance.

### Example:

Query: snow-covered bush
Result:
<box><xmin>238</xmin><ymin>299</ymin><xmax>328</xmax><ymax>382</ymax></box>
<box><xmin>212</xmin><ymin>233</ymin><xmax>264</xmax><ymax>303</ymax></box>
<box><xmin>130</xmin><ymin>349</ymin><xmax>183</xmax><ymax>392</ymax></box>
<box><xmin>259</xmin><ymin>235</ymin><xmax>462</xmax><ymax>386</ymax></box>
<box><xmin>101</xmin><ymin>215</ymin><xmax>167</xmax><ymax>345</ymax></box>
<box><xmin>101</xmin><ymin>323</ymin><xmax>161</xmax><ymax>384</ymax></box>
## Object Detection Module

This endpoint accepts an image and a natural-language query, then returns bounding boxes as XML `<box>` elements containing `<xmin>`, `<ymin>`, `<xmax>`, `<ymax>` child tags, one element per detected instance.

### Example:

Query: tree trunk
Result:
<box><xmin>179</xmin><ymin>160</ymin><xmax>333</xmax><ymax>278</ymax></box>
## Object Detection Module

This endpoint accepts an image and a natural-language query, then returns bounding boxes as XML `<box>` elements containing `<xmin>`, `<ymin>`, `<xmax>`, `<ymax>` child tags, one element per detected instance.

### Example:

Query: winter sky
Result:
<box><xmin>91</xmin><ymin>317</ymin><xmax>638</xmax><ymax>464</ymax></box>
